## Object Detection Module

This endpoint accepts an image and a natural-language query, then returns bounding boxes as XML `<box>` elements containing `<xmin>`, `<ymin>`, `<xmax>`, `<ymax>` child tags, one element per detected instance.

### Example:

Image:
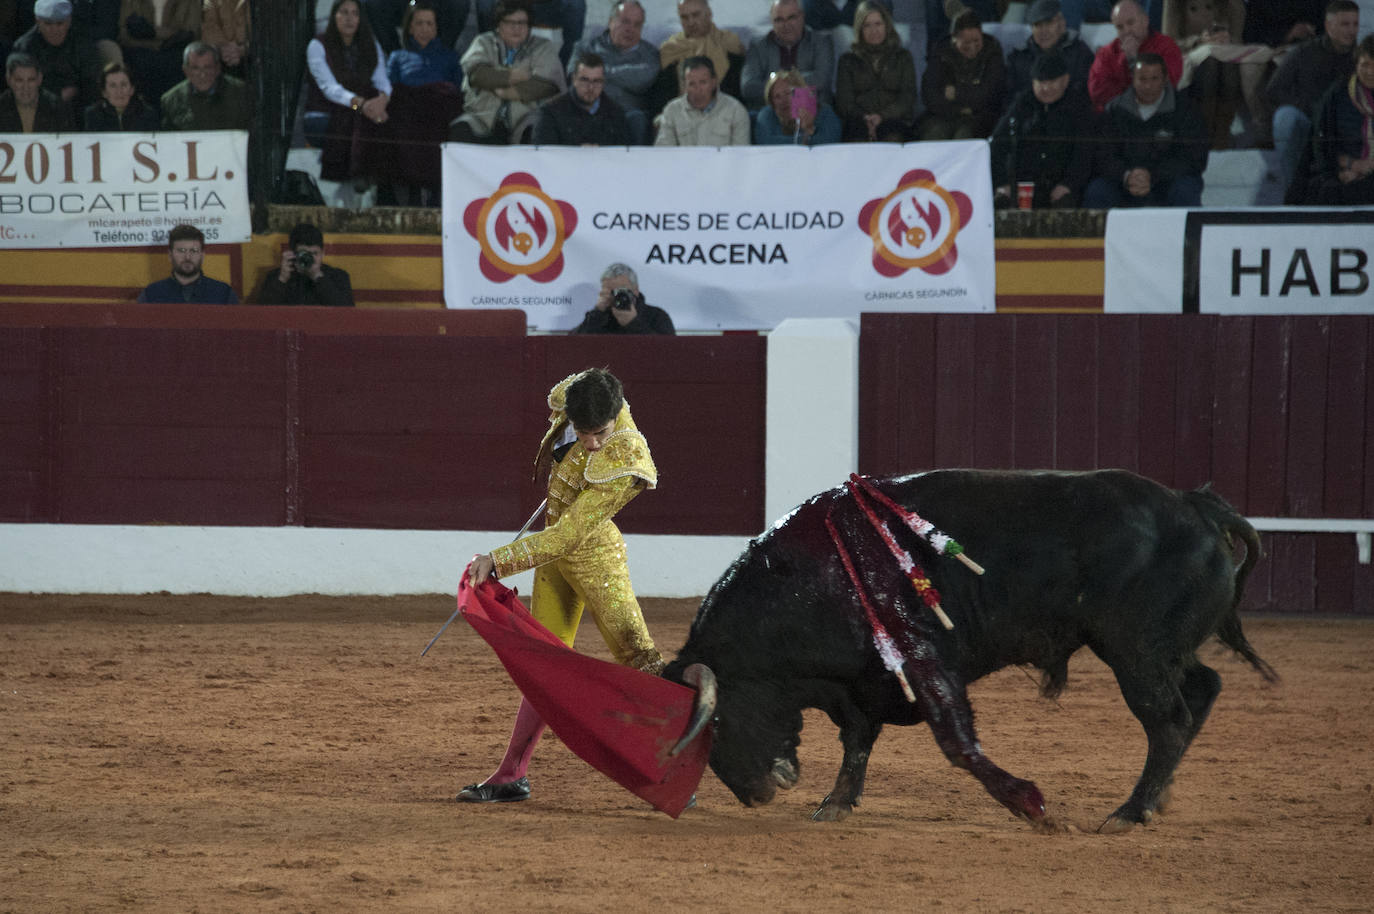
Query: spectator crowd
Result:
<box><xmin>2</xmin><ymin>0</ymin><xmax>1372</xmax><ymax>207</ymax></box>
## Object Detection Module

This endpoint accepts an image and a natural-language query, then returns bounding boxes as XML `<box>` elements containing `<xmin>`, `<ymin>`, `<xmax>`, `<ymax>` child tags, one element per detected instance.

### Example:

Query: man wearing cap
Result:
<box><xmin>1083</xmin><ymin>51</ymin><xmax>1207</xmax><ymax>207</ymax></box>
<box><xmin>990</xmin><ymin>51</ymin><xmax>1096</xmax><ymax>208</ymax></box>
<box><xmin>1006</xmin><ymin>0</ymin><xmax>1095</xmax><ymax>108</ymax></box>
<box><xmin>1087</xmin><ymin>0</ymin><xmax>1181</xmax><ymax>111</ymax></box>
<box><xmin>13</xmin><ymin>0</ymin><xmax>104</xmax><ymax>112</ymax></box>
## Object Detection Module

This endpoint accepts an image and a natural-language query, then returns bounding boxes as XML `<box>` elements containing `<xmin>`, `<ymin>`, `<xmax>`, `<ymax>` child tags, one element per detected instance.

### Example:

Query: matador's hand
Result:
<box><xmin>468</xmin><ymin>554</ymin><xmax>496</xmax><ymax>586</ymax></box>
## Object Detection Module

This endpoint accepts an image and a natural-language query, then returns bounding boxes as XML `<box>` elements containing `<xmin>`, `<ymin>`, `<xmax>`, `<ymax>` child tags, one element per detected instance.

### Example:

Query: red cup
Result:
<box><xmin>1016</xmin><ymin>181</ymin><xmax>1034</xmax><ymax>210</ymax></box>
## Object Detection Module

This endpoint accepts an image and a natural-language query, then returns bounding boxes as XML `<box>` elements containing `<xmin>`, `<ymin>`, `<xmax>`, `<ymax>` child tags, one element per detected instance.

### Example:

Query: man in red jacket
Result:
<box><xmin>1088</xmin><ymin>0</ymin><xmax>1181</xmax><ymax>110</ymax></box>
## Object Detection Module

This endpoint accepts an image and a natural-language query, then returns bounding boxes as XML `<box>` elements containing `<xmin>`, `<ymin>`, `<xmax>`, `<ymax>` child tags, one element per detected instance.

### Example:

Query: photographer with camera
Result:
<box><xmin>570</xmin><ymin>263</ymin><xmax>676</xmax><ymax>335</ymax></box>
<box><xmin>255</xmin><ymin>223</ymin><xmax>356</xmax><ymax>307</ymax></box>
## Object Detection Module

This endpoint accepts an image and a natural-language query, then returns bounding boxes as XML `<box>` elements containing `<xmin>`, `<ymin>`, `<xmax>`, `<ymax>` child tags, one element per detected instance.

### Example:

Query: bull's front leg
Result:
<box><xmin>906</xmin><ymin>650</ymin><xmax>1051</xmax><ymax>830</ymax></box>
<box><xmin>812</xmin><ymin>709</ymin><xmax>883</xmax><ymax>822</ymax></box>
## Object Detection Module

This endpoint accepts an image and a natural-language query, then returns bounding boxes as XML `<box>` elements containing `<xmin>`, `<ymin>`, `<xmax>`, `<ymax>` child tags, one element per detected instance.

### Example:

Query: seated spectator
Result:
<box><xmin>654</xmin><ymin>54</ymin><xmax>750</xmax><ymax>145</ymax></box>
<box><xmin>117</xmin><ymin>0</ymin><xmax>200</xmax><ymax>108</ymax></box>
<box><xmin>1083</xmin><ymin>52</ymin><xmax>1207</xmax><ymax>207</ymax></box>
<box><xmin>366</xmin><ymin>0</ymin><xmax>469</xmax><ymax>57</ymax></box>
<box><xmin>919</xmin><ymin>9</ymin><xmax>1006</xmax><ymax>140</ymax></box>
<box><xmin>306</xmin><ymin>0</ymin><xmax>396</xmax><ymax>202</ymax></box>
<box><xmin>84</xmin><ymin>59</ymin><xmax>158</xmax><ymax>129</ymax></box>
<box><xmin>1162</xmin><ymin>0</ymin><xmax>1268</xmax><ymax>149</ymax></box>
<box><xmin>754</xmin><ymin>67</ymin><xmax>841</xmax><ymax>144</ymax></box>
<box><xmin>834</xmin><ymin>0</ymin><xmax>916</xmax><ymax>141</ymax></box>
<box><xmin>138</xmin><ymin>224</ymin><xmax>238</xmax><ymax>304</ymax></box>
<box><xmin>14</xmin><ymin>0</ymin><xmax>104</xmax><ymax>113</ymax></box>
<box><xmin>475</xmin><ymin>0</ymin><xmax>586</xmax><ymax>69</ymax></box>
<box><xmin>386</xmin><ymin>0</ymin><xmax>464</xmax><ymax>205</ymax></box>
<box><xmin>160</xmin><ymin>40</ymin><xmax>249</xmax><ymax>129</ymax></box>
<box><xmin>925</xmin><ymin>0</ymin><xmax>1003</xmax><ymax>52</ymax></box>
<box><xmin>201</xmin><ymin>0</ymin><xmax>249</xmax><ymax>80</ymax></box>
<box><xmin>0</xmin><ymin>50</ymin><xmax>75</xmax><ymax>131</ymax></box>
<box><xmin>256</xmin><ymin>223</ymin><xmax>356</xmax><ymax>308</ymax></box>
<box><xmin>990</xmin><ymin>51</ymin><xmax>1094</xmax><ymax>207</ymax></box>
<box><xmin>450</xmin><ymin>0</ymin><xmax>563</xmax><ymax>144</ymax></box>
<box><xmin>533</xmin><ymin>51</ymin><xmax>629</xmax><ymax>145</ymax></box>
<box><xmin>1006</xmin><ymin>0</ymin><xmax>1095</xmax><ymax>107</ymax></box>
<box><xmin>1303</xmin><ymin>33</ymin><xmax>1374</xmax><ymax>205</ymax></box>
<box><xmin>741</xmin><ymin>0</ymin><xmax>834</xmax><ymax>110</ymax></box>
<box><xmin>571</xmin><ymin>263</ymin><xmax>676</xmax><ymax>334</ymax></box>
<box><xmin>1088</xmin><ymin>0</ymin><xmax>1181</xmax><ymax>111</ymax></box>
<box><xmin>659</xmin><ymin>0</ymin><xmax>743</xmax><ymax>101</ymax></box>
<box><xmin>1266</xmin><ymin>1</ymin><xmax>1360</xmax><ymax>198</ymax></box>
<box><xmin>565</xmin><ymin>0</ymin><xmax>658</xmax><ymax>144</ymax></box>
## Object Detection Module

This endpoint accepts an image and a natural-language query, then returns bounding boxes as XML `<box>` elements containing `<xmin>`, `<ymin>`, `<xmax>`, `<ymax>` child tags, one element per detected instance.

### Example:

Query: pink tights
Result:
<box><xmin>486</xmin><ymin>697</ymin><xmax>545</xmax><ymax>784</ymax></box>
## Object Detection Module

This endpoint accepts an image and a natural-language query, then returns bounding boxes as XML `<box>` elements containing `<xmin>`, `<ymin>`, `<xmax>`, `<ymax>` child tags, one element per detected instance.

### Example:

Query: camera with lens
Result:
<box><xmin>611</xmin><ymin>287</ymin><xmax>637</xmax><ymax>311</ymax></box>
<box><xmin>294</xmin><ymin>248</ymin><xmax>316</xmax><ymax>273</ymax></box>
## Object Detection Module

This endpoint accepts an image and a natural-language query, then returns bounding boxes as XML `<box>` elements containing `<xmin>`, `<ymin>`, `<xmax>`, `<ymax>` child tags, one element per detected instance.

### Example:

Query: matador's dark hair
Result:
<box><xmin>565</xmin><ymin>368</ymin><xmax>624</xmax><ymax>430</ymax></box>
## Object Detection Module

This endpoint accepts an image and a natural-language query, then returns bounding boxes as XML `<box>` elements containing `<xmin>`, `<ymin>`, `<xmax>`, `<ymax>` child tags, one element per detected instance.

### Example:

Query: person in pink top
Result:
<box><xmin>1088</xmin><ymin>0</ymin><xmax>1181</xmax><ymax>110</ymax></box>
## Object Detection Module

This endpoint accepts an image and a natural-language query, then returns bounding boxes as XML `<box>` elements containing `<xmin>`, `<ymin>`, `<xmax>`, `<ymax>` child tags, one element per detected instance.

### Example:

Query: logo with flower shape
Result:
<box><xmin>463</xmin><ymin>172</ymin><xmax>578</xmax><ymax>283</ymax></box>
<box><xmin>857</xmin><ymin>169</ymin><xmax>974</xmax><ymax>278</ymax></box>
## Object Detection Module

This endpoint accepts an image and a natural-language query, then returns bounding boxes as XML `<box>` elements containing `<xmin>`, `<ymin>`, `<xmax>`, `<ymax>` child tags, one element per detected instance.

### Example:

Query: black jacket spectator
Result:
<box><xmin>532</xmin><ymin>86</ymin><xmax>630</xmax><ymax>145</ymax></box>
<box><xmin>920</xmin><ymin>29</ymin><xmax>1007</xmax><ymax>138</ymax></box>
<box><xmin>990</xmin><ymin>86</ymin><xmax>1095</xmax><ymax>207</ymax></box>
<box><xmin>83</xmin><ymin>92</ymin><xmax>158</xmax><ymax>130</ymax></box>
<box><xmin>13</xmin><ymin>20</ymin><xmax>103</xmax><ymax>110</ymax></box>
<box><xmin>1096</xmin><ymin>82</ymin><xmax>1209</xmax><ymax>191</ymax></box>
<box><xmin>571</xmin><ymin>299</ymin><xmax>675</xmax><ymax>334</ymax></box>
<box><xmin>0</xmin><ymin>86</ymin><xmax>74</xmax><ymax>131</ymax></box>
<box><xmin>1005</xmin><ymin>31</ymin><xmax>1094</xmax><ymax>109</ymax></box>
<box><xmin>256</xmin><ymin>264</ymin><xmax>356</xmax><ymax>307</ymax></box>
<box><xmin>1304</xmin><ymin>75</ymin><xmax>1374</xmax><ymax>205</ymax></box>
<box><xmin>1265</xmin><ymin>33</ymin><xmax>1356</xmax><ymax>117</ymax></box>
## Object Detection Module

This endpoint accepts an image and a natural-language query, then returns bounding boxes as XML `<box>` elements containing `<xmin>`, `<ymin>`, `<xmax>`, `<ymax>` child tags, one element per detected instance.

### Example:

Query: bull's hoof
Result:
<box><xmin>1098</xmin><ymin>806</ymin><xmax>1153</xmax><ymax>835</ymax></box>
<box><xmin>810</xmin><ymin>798</ymin><xmax>853</xmax><ymax>822</ymax></box>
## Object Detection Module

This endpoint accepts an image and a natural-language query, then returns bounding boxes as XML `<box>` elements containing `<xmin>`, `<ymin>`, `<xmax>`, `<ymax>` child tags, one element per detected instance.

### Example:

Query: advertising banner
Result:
<box><xmin>442</xmin><ymin>142</ymin><xmax>995</xmax><ymax>330</ymax></box>
<box><xmin>1105</xmin><ymin>207</ymin><xmax>1374</xmax><ymax>313</ymax></box>
<box><xmin>0</xmin><ymin>130</ymin><xmax>250</xmax><ymax>249</ymax></box>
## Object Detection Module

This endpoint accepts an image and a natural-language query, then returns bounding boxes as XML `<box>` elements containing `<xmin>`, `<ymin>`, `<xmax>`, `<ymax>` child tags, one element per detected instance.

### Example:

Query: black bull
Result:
<box><xmin>663</xmin><ymin>469</ymin><xmax>1277</xmax><ymax>832</ymax></box>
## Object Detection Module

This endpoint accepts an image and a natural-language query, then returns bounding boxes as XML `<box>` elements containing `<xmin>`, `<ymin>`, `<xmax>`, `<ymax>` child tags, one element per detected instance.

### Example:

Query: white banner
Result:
<box><xmin>0</xmin><ymin>130</ymin><xmax>250</xmax><ymax>249</ymax></box>
<box><xmin>441</xmin><ymin>143</ymin><xmax>994</xmax><ymax>330</ymax></box>
<box><xmin>1105</xmin><ymin>207</ymin><xmax>1374</xmax><ymax>313</ymax></box>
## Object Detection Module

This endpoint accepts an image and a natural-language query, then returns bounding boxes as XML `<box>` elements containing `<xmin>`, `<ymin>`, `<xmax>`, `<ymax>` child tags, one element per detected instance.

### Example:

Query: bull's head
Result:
<box><xmin>670</xmin><ymin>662</ymin><xmax>802</xmax><ymax>806</ymax></box>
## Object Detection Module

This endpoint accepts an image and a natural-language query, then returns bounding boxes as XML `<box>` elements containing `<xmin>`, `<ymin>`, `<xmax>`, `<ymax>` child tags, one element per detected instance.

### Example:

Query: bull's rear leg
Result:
<box><xmin>1153</xmin><ymin>661</ymin><xmax>1223</xmax><ymax>816</ymax></box>
<box><xmin>907</xmin><ymin>655</ymin><xmax>1049</xmax><ymax>828</ymax></box>
<box><xmin>1099</xmin><ymin>658</ymin><xmax>1216</xmax><ymax>833</ymax></box>
<box><xmin>812</xmin><ymin>709</ymin><xmax>882</xmax><ymax>822</ymax></box>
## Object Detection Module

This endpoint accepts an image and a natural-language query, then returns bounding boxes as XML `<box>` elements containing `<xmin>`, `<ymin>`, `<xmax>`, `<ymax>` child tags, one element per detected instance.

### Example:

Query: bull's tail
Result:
<box><xmin>1181</xmin><ymin>483</ymin><xmax>1275</xmax><ymax>676</ymax></box>
<box><xmin>1186</xmin><ymin>485</ymin><xmax>1280</xmax><ymax>684</ymax></box>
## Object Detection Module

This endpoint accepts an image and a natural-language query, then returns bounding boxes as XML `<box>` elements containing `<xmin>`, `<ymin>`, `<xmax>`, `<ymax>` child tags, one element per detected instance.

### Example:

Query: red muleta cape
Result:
<box><xmin>457</xmin><ymin>577</ymin><xmax>711</xmax><ymax>818</ymax></box>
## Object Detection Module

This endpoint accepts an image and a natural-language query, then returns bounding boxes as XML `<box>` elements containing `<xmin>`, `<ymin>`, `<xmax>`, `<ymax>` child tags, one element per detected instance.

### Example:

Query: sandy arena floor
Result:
<box><xmin>1</xmin><ymin>593</ymin><xmax>1371</xmax><ymax>913</ymax></box>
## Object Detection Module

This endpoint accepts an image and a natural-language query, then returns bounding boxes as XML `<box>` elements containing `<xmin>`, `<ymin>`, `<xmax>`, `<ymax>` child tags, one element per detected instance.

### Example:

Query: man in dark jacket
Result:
<box><xmin>1083</xmin><ymin>52</ymin><xmax>1208</xmax><ymax>207</ymax></box>
<box><xmin>919</xmin><ymin>9</ymin><xmax>1006</xmax><ymax>139</ymax></box>
<box><xmin>1266</xmin><ymin>0</ymin><xmax>1359</xmax><ymax>195</ymax></box>
<box><xmin>255</xmin><ymin>223</ymin><xmax>356</xmax><ymax>307</ymax></box>
<box><xmin>1005</xmin><ymin>0</ymin><xmax>1094</xmax><ymax>109</ymax></box>
<box><xmin>0</xmin><ymin>51</ymin><xmax>74</xmax><ymax>132</ymax></box>
<box><xmin>990</xmin><ymin>51</ymin><xmax>1095</xmax><ymax>208</ymax></box>
<box><xmin>533</xmin><ymin>52</ymin><xmax>631</xmax><ymax>146</ymax></box>
<box><xmin>138</xmin><ymin>224</ymin><xmax>239</xmax><ymax>304</ymax></box>
<box><xmin>571</xmin><ymin>262</ymin><xmax>675</xmax><ymax>334</ymax></box>
<box><xmin>12</xmin><ymin>0</ymin><xmax>102</xmax><ymax>113</ymax></box>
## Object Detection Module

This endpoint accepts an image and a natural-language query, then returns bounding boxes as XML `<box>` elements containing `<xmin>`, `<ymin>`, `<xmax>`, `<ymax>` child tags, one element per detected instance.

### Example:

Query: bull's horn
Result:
<box><xmin>669</xmin><ymin>663</ymin><xmax>717</xmax><ymax>757</ymax></box>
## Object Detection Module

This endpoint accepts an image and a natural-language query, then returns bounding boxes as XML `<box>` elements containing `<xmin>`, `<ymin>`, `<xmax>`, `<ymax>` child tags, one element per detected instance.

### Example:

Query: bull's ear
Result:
<box><xmin>670</xmin><ymin>663</ymin><xmax>717</xmax><ymax>757</ymax></box>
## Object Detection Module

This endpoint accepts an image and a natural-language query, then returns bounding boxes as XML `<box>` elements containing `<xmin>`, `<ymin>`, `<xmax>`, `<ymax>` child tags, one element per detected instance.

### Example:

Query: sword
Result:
<box><xmin>420</xmin><ymin>498</ymin><xmax>548</xmax><ymax>658</ymax></box>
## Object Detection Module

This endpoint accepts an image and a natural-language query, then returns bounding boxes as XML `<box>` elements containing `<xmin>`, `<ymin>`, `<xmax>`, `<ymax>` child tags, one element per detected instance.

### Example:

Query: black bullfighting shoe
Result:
<box><xmin>456</xmin><ymin>777</ymin><xmax>531</xmax><ymax>803</ymax></box>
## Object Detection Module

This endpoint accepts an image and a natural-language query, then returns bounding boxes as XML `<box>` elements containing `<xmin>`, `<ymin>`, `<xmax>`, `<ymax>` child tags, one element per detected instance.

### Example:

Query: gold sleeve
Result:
<box><xmin>490</xmin><ymin>474</ymin><xmax>644</xmax><ymax>577</ymax></box>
